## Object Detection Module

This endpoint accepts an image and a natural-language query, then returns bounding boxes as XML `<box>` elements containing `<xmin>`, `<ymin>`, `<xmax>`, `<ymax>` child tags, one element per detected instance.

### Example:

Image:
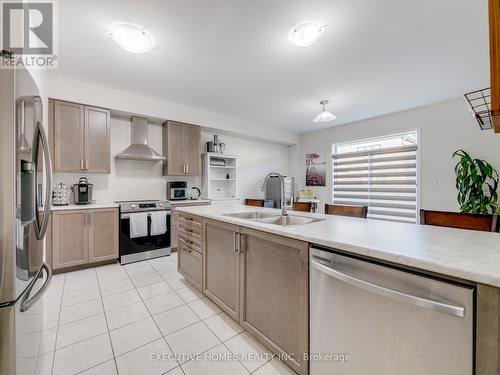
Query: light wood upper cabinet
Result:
<box><xmin>203</xmin><ymin>219</ymin><xmax>241</xmax><ymax>321</ymax></box>
<box><xmin>184</xmin><ymin>124</ymin><xmax>201</xmax><ymax>175</ymax></box>
<box><xmin>51</xmin><ymin>208</ymin><xmax>118</xmax><ymax>271</ymax></box>
<box><xmin>163</xmin><ymin>122</ymin><xmax>185</xmax><ymax>175</ymax></box>
<box><xmin>85</xmin><ymin>106</ymin><xmax>111</xmax><ymax>173</ymax></box>
<box><xmin>49</xmin><ymin>99</ymin><xmax>111</xmax><ymax>173</ymax></box>
<box><xmin>490</xmin><ymin>0</ymin><xmax>500</xmax><ymax>132</ymax></box>
<box><xmin>88</xmin><ymin>208</ymin><xmax>118</xmax><ymax>263</ymax></box>
<box><xmin>239</xmin><ymin>227</ymin><xmax>309</xmax><ymax>375</ymax></box>
<box><xmin>52</xmin><ymin>100</ymin><xmax>85</xmax><ymax>173</ymax></box>
<box><xmin>52</xmin><ymin>210</ymin><xmax>89</xmax><ymax>269</ymax></box>
<box><xmin>162</xmin><ymin>121</ymin><xmax>201</xmax><ymax>176</ymax></box>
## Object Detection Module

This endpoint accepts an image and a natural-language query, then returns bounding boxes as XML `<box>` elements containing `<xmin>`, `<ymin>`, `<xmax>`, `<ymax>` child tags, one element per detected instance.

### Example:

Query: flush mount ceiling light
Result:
<box><xmin>108</xmin><ymin>23</ymin><xmax>155</xmax><ymax>54</ymax></box>
<box><xmin>313</xmin><ymin>100</ymin><xmax>337</xmax><ymax>123</ymax></box>
<box><xmin>289</xmin><ymin>22</ymin><xmax>324</xmax><ymax>47</ymax></box>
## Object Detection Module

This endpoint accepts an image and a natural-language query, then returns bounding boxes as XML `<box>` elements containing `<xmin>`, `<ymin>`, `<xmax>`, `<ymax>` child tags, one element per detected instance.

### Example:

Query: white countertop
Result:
<box><xmin>176</xmin><ymin>204</ymin><xmax>500</xmax><ymax>288</ymax></box>
<box><xmin>51</xmin><ymin>203</ymin><xmax>119</xmax><ymax>211</ymax></box>
<box><xmin>170</xmin><ymin>199</ymin><xmax>211</xmax><ymax>205</ymax></box>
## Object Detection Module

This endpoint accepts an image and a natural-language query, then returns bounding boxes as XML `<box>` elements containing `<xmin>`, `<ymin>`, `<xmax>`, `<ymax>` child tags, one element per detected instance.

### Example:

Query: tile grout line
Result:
<box><xmin>151</xmin><ymin>257</ymin><xmax>249</xmax><ymax>373</ymax></box>
<box><xmin>152</xmin><ymin>255</ymin><xmax>254</xmax><ymax>373</ymax></box>
<box><xmin>124</xmin><ymin>261</ymin><xmax>186</xmax><ymax>374</ymax></box>
<box><xmin>147</xmin><ymin>257</ymin><xmax>189</xmax><ymax>375</ymax></box>
<box><xmin>55</xmin><ymin>267</ymin><xmax>121</xmax><ymax>375</ymax></box>
<box><xmin>50</xmin><ymin>272</ymin><xmax>67</xmax><ymax>375</ymax></box>
<box><xmin>95</xmin><ymin>264</ymin><xmax>121</xmax><ymax>375</ymax></box>
<box><xmin>52</xmin><ymin>256</ymin><xmax>279</xmax><ymax>375</ymax></box>
<box><xmin>197</xmin><ymin>314</ymin><xmax>252</xmax><ymax>373</ymax></box>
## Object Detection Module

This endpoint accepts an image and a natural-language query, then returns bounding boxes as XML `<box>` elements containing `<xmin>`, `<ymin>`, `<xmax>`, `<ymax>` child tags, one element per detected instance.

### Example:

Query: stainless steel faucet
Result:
<box><xmin>260</xmin><ymin>172</ymin><xmax>291</xmax><ymax>216</ymax></box>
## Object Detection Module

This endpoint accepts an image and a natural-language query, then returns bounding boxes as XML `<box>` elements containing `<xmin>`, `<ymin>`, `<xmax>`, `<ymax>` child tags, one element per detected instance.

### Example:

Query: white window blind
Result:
<box><xmin>332</xmin><ymin>142</ymin><xmax>418</xmax><ymax>223</ymax></box>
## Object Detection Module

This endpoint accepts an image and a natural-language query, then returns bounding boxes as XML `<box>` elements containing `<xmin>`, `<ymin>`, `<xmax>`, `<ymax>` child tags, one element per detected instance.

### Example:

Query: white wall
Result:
<box><xmin>53</xmin><ymin>115</ymin><xmax>289</xmax><ymax>203</ymax></box>
<box><xmin>290</xmin><ymin>98</ymin><xmax>500</xmax><ymax>212</ymax></box>
<box><xmin>201</xmin><ymin>130</ymin><xmax>289</xmax><ymax>200</ymax></box>
<box><xmin>47</xmin><ymin>73</ymin><xmax>299</xmax><ymax>145</ymax></box>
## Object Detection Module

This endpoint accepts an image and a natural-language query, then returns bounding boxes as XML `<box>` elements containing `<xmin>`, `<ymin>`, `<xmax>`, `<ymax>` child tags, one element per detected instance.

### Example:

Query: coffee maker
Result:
<box><xmin>72</xmin><ymin>177</ymin><xmax>94</xmax><ymax>205</ymax></box>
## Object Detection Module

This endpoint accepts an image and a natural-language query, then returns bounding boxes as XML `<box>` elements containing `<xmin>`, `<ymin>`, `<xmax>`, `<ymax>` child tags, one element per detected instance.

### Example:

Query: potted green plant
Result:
<box><xmin>453</xmin><ymin>150</ymin><xmax>499</xmax><ymax>214</ymax></box>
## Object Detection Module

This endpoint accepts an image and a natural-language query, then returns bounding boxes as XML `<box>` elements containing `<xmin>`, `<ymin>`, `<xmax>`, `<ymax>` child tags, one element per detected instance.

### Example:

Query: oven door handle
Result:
<box><xmin>120</xmin><ymin>211</ymin><xmax>171</xmax><ymax>220</ymax></box>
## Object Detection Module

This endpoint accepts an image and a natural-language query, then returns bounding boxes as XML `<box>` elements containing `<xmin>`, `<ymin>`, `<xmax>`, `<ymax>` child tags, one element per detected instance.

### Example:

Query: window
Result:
<box><xmin>332</xmin><ymin>131</ymin><xmax>418</xmax><ymax>223</ymax></box>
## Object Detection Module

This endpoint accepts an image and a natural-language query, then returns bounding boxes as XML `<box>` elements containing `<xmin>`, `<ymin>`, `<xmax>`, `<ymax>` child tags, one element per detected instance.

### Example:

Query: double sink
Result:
<box><xmin>223</xmin><ymin>211</ymin><xmax>325</xmax><ymax>227</ymax></box>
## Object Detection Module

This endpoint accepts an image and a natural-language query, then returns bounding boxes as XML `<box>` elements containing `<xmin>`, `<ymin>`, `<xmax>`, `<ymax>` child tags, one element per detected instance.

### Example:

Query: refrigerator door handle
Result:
<box><xmin>311</xmin><ymin>259</ymin><xmax>466</xmax><ymax>318</ymax></box>
<box><xmin>33</xmin><ymin>120</ymin><xmax>53</xmax><ymax>240</ymax></box>
<box><xmin>19</xmin><ymin>262</ymin><xmax>52</xmax><ymax>312</ymax></box>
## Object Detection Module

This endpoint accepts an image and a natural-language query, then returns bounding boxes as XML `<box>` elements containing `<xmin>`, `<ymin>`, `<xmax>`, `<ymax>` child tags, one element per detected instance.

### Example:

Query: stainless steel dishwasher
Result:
<box><xmin>310</xmin><ymin>247</ymin><xmax>474</xmax><ymax>375</ymax></box>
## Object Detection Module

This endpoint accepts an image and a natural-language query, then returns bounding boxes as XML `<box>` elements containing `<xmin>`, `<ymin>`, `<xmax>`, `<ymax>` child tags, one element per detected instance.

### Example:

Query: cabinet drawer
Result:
<box><xmin>178</xmin><ymin>236</ymin><xmax>202</xmax><ymax>254</ymax></box>
<box><xmin>178</xmin><ymin>243</ymin><xmax>202</xmax><ymax>290</ymax></box>
<box><xmin>178</xmin><ymin>223</ymin><xmax>202</xmax><ymax>242</ymax></box>
<box><xmin>178</xmin><ymin>213</ymin><xmax>202</xmax><ymax>228</ymax></box>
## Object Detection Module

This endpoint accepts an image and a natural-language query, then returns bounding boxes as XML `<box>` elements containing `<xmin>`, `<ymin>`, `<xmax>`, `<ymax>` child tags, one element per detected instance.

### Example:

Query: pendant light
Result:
<box><xmin>313</xmin><ymin>100</ymin><xmax>337</xmax><ymax>123</ymax></box>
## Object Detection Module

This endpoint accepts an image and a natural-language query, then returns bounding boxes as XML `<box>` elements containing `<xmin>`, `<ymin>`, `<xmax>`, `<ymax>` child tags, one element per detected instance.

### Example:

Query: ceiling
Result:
<box><xmin>56</xmin><ymin>0</ymin><xmax>490</xmax><ymax>134</ymax></box>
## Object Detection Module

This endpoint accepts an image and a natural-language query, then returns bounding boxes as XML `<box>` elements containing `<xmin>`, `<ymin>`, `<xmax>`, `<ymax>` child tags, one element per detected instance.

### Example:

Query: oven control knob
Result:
<box><xmin>131</xmin><ymin>204</ymin><xmax>136</xmax><ymax>209</ymax></box>
<box><xmin>158</xmin><ymin>203</ymin><xmax>163</xmax><ymax>207</ymax></box>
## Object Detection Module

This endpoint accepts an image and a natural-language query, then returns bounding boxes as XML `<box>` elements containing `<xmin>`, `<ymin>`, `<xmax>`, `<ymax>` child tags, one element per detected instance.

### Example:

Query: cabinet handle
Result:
<box><xmin>239</xmin><ymin>234</ymin><xmax>246</xmax><ymax>253</ymax></box>
<box><xmin>186</xmin><ymin>164</ymin><xmax>189</xmax><ymax>174</ymax></box>
<box><xmin>80</xmin><ymin>159</ymin><xmax>84</xmax><ymax>171</ymax></box>
<box><xmin>234</xmin><ymin>233</ymin><xmax>241</xmax><ymax>253</ymax></box>
<box><xmin>85</xmin><ymin>159</ymin><xmax>88</xmax><ymax>171</ymax></box>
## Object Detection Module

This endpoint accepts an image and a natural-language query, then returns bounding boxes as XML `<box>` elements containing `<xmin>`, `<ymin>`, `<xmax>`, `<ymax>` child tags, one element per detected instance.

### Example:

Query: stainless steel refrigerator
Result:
<box><xmin>0</xmin><ymin>55</ymin><xmax>53</xmax><ymax>374</ymax></box>
<box><xmin>264</xmin><ymin>175</ymin><xmax>295</xmax><ymax>208</ymax></box>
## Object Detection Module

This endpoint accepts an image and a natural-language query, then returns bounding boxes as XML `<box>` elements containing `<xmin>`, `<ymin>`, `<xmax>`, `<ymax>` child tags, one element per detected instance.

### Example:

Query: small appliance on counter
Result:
<box><xmin>71</xmin><ymin>177</ymin><xmax>94</xmax><ymax>205</ymax></box>
<box><xmin>52</xmin><ymin>182</ymin><xmax>70</xmax><ymax>206</ymax></box>
<box><xmin>190</xmin><ymin>186</ymin><xmax>202</xmax><ymax>200</ymax></box>
<box><xmin>167</xmin><ymin>181</ymin><xmax>188</xmax><ymax>200</ymax></box>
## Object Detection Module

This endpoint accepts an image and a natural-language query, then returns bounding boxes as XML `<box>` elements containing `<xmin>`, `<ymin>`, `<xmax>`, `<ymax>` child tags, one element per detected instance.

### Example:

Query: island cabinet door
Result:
<box><xmin>203</xmin><ymin>219</ymin><xmax>241</xmax><ymax>321</ymax></box>
<box><xmin>239</xmin><ymin>227</ymin><xmax>309</xmax><ymax>375</ymax></box>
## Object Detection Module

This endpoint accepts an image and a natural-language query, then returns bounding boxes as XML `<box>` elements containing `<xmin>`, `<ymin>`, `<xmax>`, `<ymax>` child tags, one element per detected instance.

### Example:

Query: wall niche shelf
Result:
<box><xmin>202</xmin><ymin>153</ymin><xmax>239</xmax><ymax>201</ymax></box>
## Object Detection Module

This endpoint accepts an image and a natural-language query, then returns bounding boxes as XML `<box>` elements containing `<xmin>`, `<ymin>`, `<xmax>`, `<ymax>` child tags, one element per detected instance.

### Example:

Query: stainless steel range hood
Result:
<box><xmin>115</xmin><ymin>116</ymin><xmax>165</xmax><ymax>162</ymax></box>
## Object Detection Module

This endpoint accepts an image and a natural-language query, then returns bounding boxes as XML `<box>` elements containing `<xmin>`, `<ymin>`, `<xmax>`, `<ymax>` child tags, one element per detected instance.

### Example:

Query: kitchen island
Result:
<box><xmin>177</xmin><ymin>204</ymin><xmax>500</xmax><ymax>287</ymax></box>
<box><xmin>176</xmin><ymin>204</ymin><xmax>500</xmax><ymax>375</ymax></box>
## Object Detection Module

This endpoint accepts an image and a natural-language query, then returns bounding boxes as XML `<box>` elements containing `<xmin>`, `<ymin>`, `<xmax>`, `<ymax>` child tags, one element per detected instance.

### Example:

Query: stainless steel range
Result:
<box><xmin>116</xmin><ymin>200</ymin><xmax>171</xmax><ymax>264</ymax></box>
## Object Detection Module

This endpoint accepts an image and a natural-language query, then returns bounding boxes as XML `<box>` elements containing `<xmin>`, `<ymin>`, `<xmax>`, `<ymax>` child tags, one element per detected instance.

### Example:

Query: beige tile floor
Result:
<box><xmin>31</xmin><ymin>253</ymin><xmax>296</xmax><ymax>375</ymax></box>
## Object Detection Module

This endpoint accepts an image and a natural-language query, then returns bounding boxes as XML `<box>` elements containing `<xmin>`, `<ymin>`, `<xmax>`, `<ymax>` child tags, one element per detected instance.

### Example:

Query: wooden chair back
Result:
<box><xmin>292</xmin><ymin>202</ymin><xmax>312</xmax><ymax>213</ymax></box>
<box><xmin>324</xmin><ymin>204</ymin><xmax>368</xmax><ymax>218</ymax></box>
<box><xmin>245</xmin><ymin>199</ymin><xmax>265</xmax><ymax>207</ymax></box>
<box><xmin>420</xmin><ymin>209</ymin><xmax>498</xmax><ymax>232</ymax></box>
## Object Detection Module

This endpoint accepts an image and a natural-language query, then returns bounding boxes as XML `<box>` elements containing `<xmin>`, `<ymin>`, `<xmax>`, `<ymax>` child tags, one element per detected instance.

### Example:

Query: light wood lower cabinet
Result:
<box><xmin>178</xmin><ymin>242</ymin><xmax>203</xmax><ymax>290</ymax></box>
<box><xmin>203</xmin><ymin>219</ymin><xmax>241</xmax><ymax>321</ymax></box>
<box><xmin>88</xmin><ymin>208</ymin><xmax>119</xmax><ymax>263</ymax></box>
<box><xmin>180</xmin><ymin>217</ymin><xmax>309</xmax><ymax>374</ymax></box>
<box><xmin>177</xmin><ymin>212</ymin><xmax>204</xmax><ymax>290</ymax></box>
<box><xmin>239</xmin><ymin>227</ymin><xmax>309</xmax><ymax>375</ymax></box>
<box><xmin>171</xmin><ymin>202</ymin><xmax>210</xmax><ymax>249</ymax></box>
<box><xmin>201</xmin><ymin>219</ymin><xmax>309</xmax><ymax>375</ymax></box>
<box><xmin>51</xmin><ymin>208</ymin><xmax>118</xmax><ymax>271</ymax></box>
<box><xmin>52</xmin><ymin>210</ymin><xmax>88</xmax><ymax>269</ymax></box>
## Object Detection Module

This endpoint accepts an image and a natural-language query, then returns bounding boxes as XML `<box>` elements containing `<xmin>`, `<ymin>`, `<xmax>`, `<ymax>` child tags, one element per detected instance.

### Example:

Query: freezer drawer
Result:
<box><xmin>310</xmin><ymin>247</ymin><xmax>474</xmax><ymax>375</ymax></box>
